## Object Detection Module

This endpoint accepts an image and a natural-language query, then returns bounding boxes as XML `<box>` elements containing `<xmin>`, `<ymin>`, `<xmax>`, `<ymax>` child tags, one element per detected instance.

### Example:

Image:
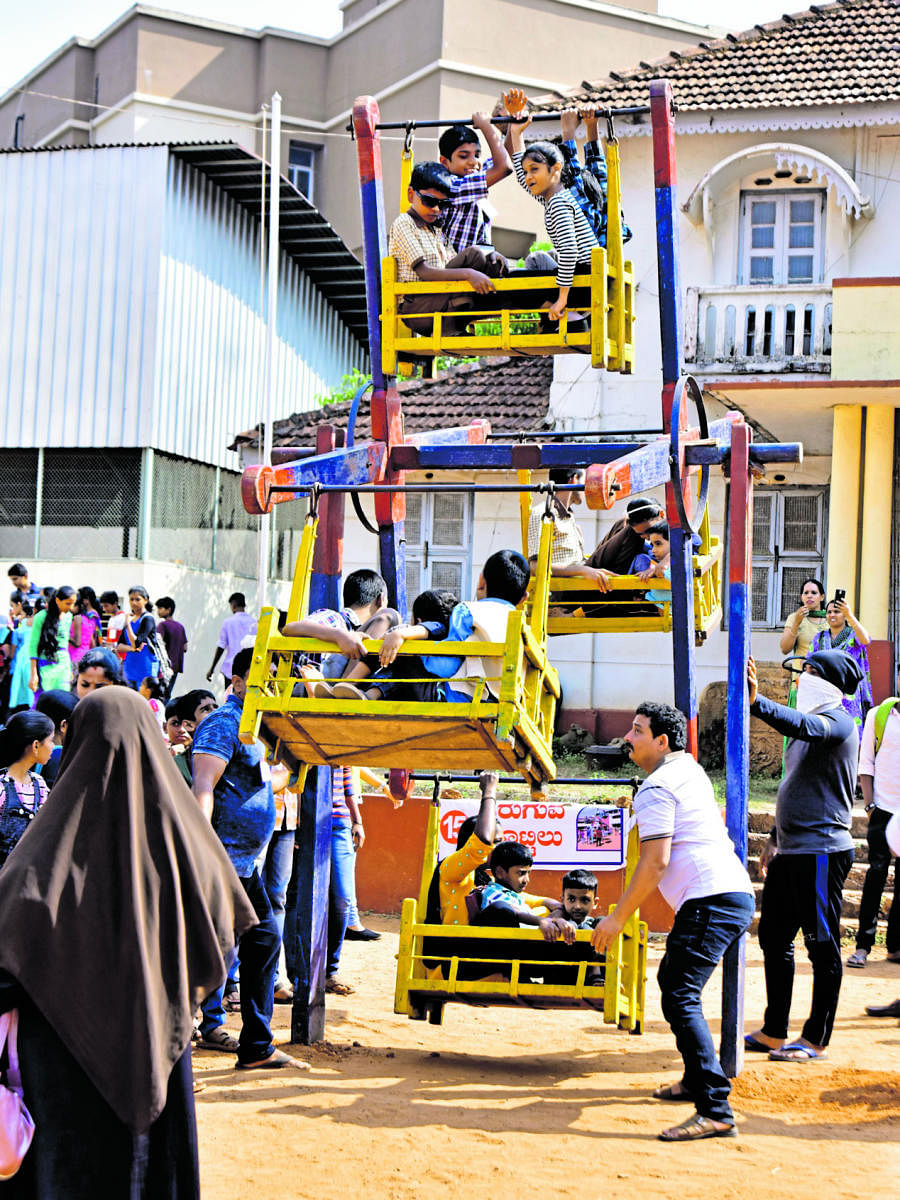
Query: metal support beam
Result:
<box><xmin>650</xmin><ymin>80</ymin><xmax>697</xmax><ymax>754</ymax></box>
<box><xmin>309</xmin><ymin>425</ymin><xmax>345</xmax><ymax>613</ymax></box>
<box><xmin>241</xmin><ymin>442</ymin><xmax>388</xmax><ymax>514</ymax></box>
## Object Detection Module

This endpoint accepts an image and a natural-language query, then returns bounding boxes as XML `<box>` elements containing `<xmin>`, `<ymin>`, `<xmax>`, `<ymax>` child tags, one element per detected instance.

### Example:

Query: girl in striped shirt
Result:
<box><xmin>504</xmin><ymin>88</ymin><xmax>599</xmax><ymax>324</ymax></box>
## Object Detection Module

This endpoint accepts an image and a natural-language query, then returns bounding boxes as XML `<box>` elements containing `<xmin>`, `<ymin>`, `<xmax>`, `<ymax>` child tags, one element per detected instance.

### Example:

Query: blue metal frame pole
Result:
<box><xmin>289</xmin><ymin>765</ymin><xmax>334</xmax><ymax>1044</ymax></box>
<box><xmin>650</xmin><ymin>79</ymin><xmax>697</xmax><ymax>753</ymax></box>
<box><xmin>721</xmin><ymin>420</ymin><xmax>753</xmax><ymax>1076</ymax></box>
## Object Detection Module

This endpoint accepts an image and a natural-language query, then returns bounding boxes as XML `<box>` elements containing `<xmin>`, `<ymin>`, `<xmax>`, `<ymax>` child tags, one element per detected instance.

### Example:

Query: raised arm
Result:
<box><xmin>501</xmin><ymin>88</ymin><xmax>531</xmax><ymax>158</ymax></box>
<box><xmin>473</xmin><ymin>111</ymin><xmax>512</xmax><ymax>185</ymax></box>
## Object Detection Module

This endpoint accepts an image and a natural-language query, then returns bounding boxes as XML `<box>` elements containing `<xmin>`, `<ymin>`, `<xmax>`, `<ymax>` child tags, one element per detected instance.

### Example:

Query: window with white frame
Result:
<box><xmin>403</xmin><ymin>491</ymin><xmax>472</xmax><ymax>605</ymax></box>
<box><xmin>739</xmin><ymin>191</ymin><xmax>825</xmax><ymax>286</ymax></box>
<box><xmin>288</xmin><ymin>143</ymin><xmax>317</xmax><ymax>201</ymax></box>
<box><xmin>749</xmin><ymin>488</ymin><xmax>827</xmax><ymax>628</ymax></box>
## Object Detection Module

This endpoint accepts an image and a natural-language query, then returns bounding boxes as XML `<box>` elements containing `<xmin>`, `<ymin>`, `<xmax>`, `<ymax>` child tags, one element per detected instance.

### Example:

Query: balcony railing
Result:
<box><xmin>685</xmin><ymin>284</ymin><xmax>832</xmax><ymax>374</ymax></box>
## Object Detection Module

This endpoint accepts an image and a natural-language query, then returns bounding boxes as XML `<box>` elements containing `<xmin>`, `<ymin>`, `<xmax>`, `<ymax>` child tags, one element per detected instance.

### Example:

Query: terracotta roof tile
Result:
<box><xmin>534</xmin><ymin>0</ymin><xmax>900</xmax><ymax>114</ymax></box>
<box><xmin>229</xmin><ymin>356</ymin><xmax>554</xmax><ymax>450</ymax></box>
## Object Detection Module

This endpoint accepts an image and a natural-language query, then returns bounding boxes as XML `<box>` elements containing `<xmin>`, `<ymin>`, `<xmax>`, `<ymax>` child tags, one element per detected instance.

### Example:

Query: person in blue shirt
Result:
<box><xmin>333</xmin><ymin>550</ymin><xmax>530</xmax><ymax>705</ymax></box>
<box><xmin>557</xmin><ymin>105</ymin><xmax>633</xmax><ymax>248</ymax></box>
<box><xmin>192</xmin><ymin>647</ymin><xmax>305</xmax><ymax>1072</ymax></box>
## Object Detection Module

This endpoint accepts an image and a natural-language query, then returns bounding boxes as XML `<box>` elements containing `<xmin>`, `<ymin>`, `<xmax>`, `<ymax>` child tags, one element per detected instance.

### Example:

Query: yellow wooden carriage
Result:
<box><xmin>393</xmin><ymin>797</ymin><xmax>649</xmax><ymax>1028</ymax></box>
<box><xmin>381</xmin><ymin>138</ymin><xmax>634</xmax><ymax>375</ymax></box>
<box><xmin>239</xmin><ymin>508</ymin><xmax>561</xmax><ymax>797</ymax></box>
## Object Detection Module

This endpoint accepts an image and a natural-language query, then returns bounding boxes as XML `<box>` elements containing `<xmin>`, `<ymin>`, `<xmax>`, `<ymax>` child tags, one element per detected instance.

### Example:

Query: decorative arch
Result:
<box><xmin>682</xmin><ymin>142</ymin><xmax>874</xmax><ymax>225</ymax></box>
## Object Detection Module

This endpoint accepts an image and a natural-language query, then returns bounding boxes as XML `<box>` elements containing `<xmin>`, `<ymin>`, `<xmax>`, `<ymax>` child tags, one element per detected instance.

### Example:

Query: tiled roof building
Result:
<box><xmin>535</xmin><ymin>0</ymin><xmax>899</xmax><ymax>114</ymax></box>
<box><xmin>230</xmin><ymin>357</ymin><xmax>554</xmax><ymax>450</ymax></box>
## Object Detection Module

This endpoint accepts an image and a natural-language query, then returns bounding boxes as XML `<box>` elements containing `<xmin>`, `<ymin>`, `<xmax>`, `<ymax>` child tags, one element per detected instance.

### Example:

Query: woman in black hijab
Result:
<box><xmin>0</xmin><ymin>687</ymin><xmax>257</xmax><ymax>1197</ymax></box>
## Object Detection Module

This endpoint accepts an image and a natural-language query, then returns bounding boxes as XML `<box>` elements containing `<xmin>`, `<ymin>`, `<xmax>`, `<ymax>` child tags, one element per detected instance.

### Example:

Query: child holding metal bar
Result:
<box><xmin>502</xmin><ymin>88</ymin><xmax>599</xmax><ymax>326</ymax></box>
<box><xmin>438</xmin><ymin>113</ymin><xmax>513</xmax><ymax>255</ymax></box>
<box><xmin>555</xmin><ymin>105</ymin><xmax>632</xmax><ymax>248</ymax></box>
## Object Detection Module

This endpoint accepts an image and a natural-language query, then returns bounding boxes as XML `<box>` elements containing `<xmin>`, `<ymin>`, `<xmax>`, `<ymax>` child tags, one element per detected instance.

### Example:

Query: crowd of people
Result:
<box><xmin>0</xmin><ymin>562</ymin><xmax>189</xmax><ymax>719</ymax></box>
<box><xmin>1</xmin><ymin>459</ymin><xmax>898</xmax><ymax>1182</ymax></box>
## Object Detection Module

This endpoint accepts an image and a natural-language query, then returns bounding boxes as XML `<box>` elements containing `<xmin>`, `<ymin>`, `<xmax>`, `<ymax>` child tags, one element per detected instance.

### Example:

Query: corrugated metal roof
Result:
<box><xmin>0</xmin><ymin>140</ymin><xmax>369</xmax><ymax>350</ymax></box>
<box><xmin>169</xmin><ymin>143</ymin><xmax>368</xmax><ymax>349</ymax></box>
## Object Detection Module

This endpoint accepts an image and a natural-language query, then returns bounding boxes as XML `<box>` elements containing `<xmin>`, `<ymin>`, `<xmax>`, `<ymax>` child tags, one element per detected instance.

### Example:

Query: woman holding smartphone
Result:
<box><xmin>780</xmin><ymin>579</ymin><xmax>829</xmax><ymax>708</ymax></box>
<box><xmin>808</xmin><ymin>593</ymin><xmax>873</xmax><ymax>738</ymax></box>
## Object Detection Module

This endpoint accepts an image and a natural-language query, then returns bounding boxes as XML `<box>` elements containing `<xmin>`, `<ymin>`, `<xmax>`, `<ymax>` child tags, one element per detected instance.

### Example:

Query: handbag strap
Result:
<box><xmin>0</xmin><ymin>1010</ymin><xmax>23</xmax><ymax>1093</ymax></box>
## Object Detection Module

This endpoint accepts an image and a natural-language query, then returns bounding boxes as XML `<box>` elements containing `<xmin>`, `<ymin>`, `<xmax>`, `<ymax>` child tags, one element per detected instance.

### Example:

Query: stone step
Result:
<box><xmin>747</xmin><ymin>832</ymin><xmax>877</xmax><ymax>865</ymax></box>
<box><xmin>746</xmin><ymin>849</ymin><xmax>894</xmax><ymax>891</ymax></box>
<box><xmin>749</xmin><ymin>808</ymin><xmax>871</xmax><ymax>839</ymax></box>
<box><xmin>750</xmin><ymin>883</ymin><xmax>892</xmax><ymax>921</ymax></box>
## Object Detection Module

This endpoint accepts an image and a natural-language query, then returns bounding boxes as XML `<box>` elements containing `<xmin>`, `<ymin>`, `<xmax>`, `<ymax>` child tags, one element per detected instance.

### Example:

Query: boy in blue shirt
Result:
<box><xmin>192</xmin><ymin>647</ymin><xmax>304</xmax><ymax>1071</ymax></box>
<box><xmin>335</xmin><ymin>549</ymin><xmax>531</xmax><ymax>704</ymax></box>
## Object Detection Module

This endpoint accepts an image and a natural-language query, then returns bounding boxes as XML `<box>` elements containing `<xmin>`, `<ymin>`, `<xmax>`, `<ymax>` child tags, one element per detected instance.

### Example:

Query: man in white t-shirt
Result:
<box><xmin>206</xmin><ymin>593</ymin><xmax>258</xmax><ymax>685</ymax></box>
<box><xmin>592</xmin><ymin>701</ymin><xmax>754</xmax><ymax>1143</ymax></box>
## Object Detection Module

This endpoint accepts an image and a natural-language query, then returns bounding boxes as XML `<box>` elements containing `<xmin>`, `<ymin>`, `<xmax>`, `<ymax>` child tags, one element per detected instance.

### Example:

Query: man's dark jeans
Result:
<box><xmin>657</xmin><ymin>890</ymin><xmax>756</xmax><ymax>1125</ymax></box>
<box><xmin>758</xmin><ymin>850</ymin><xmax>853</xmax><ymax>1046</ymax></box>
<box><xmin>855</xmin><ymin>808</ymin><xmax>900</xmax><ymax>954</ymax></box>
<box><xmin>237</xmin><ymin>868</ymin><xmax>280</xmax><ymax>1064</ymax></box>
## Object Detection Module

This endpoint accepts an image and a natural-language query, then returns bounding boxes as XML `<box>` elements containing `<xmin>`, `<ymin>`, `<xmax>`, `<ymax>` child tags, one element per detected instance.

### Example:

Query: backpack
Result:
<box><xmin>874</xmin><ymin>696</ymin><xmax>900</xmax><ymax>755</ymax></box>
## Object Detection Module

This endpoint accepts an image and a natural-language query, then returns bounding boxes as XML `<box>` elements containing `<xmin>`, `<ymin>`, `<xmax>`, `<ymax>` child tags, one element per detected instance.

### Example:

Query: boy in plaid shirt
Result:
<box><xmin>438</xmin><ymin>111</ymin><xmax>512</xmax><ymax>254</ymax></box>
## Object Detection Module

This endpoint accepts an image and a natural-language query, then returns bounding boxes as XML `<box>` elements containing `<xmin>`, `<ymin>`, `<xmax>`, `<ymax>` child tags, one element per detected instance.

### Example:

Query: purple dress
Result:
<box><xmin>808</xmin><ymin>628</ymin><xmax>873</xmax><ymax>738</ymax></box>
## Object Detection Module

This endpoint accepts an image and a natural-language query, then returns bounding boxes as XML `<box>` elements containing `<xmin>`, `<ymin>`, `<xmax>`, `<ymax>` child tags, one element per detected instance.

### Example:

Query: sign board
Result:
<box><xmin>438</xmin><ymin>799</ymin><xmax>628</xmax><ymax>871</ymax></box>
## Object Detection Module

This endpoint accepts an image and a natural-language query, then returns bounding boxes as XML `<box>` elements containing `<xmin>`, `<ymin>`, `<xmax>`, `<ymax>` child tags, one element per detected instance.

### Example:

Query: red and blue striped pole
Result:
<box><xmin>352</xmin><ymin>96</ymin><xmax>408</xmax><ymax>619</ymax></box>
<box><xmin>721</xmin><ymin>420</ymin><xmax>753</xmax><ymax>1076</ymax></box>
<box><xmin>650</xmin><ymin>80</ymin><xmax>697</xmax><ymax>756</ymax></box>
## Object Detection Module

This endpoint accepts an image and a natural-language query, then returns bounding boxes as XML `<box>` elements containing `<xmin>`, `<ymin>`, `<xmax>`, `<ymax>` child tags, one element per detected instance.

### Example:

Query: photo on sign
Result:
<box><xmin>575</xmin><ymin>806</ymin><xmax>624</xmax><ymax>858</ymax></box>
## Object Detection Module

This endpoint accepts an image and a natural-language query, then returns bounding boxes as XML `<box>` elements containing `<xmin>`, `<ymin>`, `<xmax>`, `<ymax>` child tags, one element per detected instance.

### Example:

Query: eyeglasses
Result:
<box><xmin>413</xmin><ymin>190</ymin><xmax>450</xmax><ymax>210</ymax></box>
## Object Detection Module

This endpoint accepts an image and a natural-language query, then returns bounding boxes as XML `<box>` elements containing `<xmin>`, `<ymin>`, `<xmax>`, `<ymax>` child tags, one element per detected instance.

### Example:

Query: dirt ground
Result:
<box><xmin>194</xmin><ymin>920</ymin><xmax>900</xmax><ymax>1200</ymax></box>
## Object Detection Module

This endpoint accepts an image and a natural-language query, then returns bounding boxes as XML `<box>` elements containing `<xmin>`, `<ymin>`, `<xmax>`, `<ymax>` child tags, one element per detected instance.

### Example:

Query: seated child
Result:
<box><xmin>473</xmin><ymin>840</ymin><xmax>561</xmax><ymax>931</ymax></box>
<box><xmin>388</xmin><ymin>161</ymin><xmax>511</xmax><ymax>336</ymax></box>
<box><xmin>502</xmin><ymin>88</ymin><xmax>599</xmax><ymax>326</ymax></box>
<box><xmin>630</xmin><ymin>520</ymin><xmax>672</xmax><ymax>608</ymax></box>
<box><xmin>336</xmin><ymin>549</ymin><xmax>530</xmax><ymax>704</ymax></box>
<box><xmin>307</xmin><ymin>588</ymin><xmax>458</xmax><ymax>701</ymax></box>
<box><xmin>542</xmin><ymin>868</ymin><xmax>605</xmax><ymax>986</ymax></box>
<box><xmin>439</xmin><ymin>113</ymin><xmax>513</xmax><ymax>255</ymax></box>
<box><xmin>286</xmin><ymin>568</ymin><xmax>401</xmax><ymax>695</ymax></box>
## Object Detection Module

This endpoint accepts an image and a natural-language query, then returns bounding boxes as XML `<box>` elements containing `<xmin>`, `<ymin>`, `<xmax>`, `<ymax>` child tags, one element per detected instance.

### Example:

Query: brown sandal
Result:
<box><xmin>658</xmin><ymin>1114</ymin><xmax>736</xmax><ymax>1141</ymax></box>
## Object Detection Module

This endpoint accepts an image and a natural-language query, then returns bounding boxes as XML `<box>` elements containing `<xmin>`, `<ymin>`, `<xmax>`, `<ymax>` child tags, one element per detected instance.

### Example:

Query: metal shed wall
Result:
<box><xmin>0</xmin><ymin>145</ymin><xmax>365</xmax><ymax>469</ymax></box>
<box><xmin>154</xmin><ymin>156</ymin><xmax>365</xmax><ymax>470</ymax></box>
<box><xmin>0</xmin><ymin>145</ymin><xmax>165</xmax><ymax>449</ymax></box>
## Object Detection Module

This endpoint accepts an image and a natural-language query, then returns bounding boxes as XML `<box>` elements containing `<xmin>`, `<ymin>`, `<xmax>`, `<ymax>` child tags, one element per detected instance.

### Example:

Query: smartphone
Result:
<box><xmin>833</xmin><ymin>588</ymin><xmax>846</xmax><ymax>606</ymax></box>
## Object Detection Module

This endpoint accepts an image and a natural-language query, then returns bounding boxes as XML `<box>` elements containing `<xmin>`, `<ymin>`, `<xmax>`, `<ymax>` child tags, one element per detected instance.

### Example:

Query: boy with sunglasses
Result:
<box><xmin>388</xmin><ymin>161</ymin><xmax>510</xmax><ymax>335</ymax></box>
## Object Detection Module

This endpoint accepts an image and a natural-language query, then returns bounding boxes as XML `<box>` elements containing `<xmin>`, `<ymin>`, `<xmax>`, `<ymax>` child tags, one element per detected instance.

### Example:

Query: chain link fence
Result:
<box><xmin>0</xmin><ymin>448</ymin><xmax>299</xmax><ymax>582</ymax></box>
<box><xmin>0</xmin><ymin>450</ymin><xmax>39</xmax><ymax>558</ymax></box>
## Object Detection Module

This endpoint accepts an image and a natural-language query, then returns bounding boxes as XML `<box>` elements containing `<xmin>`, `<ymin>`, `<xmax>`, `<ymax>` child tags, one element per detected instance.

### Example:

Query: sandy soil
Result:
<box><xmin>194</xmin><ymin>920</ymin><xmax>900</xmax><ymax>1200</ymax></box>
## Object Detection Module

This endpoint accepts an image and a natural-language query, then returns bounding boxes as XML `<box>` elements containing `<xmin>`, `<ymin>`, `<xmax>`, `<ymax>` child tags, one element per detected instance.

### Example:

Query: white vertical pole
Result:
<box><xmin>257</xmin><ymin>92</ymin><xmax>281</xmax><ymax>609</ymax></box>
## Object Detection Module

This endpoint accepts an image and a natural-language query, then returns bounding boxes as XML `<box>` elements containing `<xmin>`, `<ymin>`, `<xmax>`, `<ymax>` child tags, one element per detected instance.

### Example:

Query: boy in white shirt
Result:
<box><xmin>592</xmin><ymin>701</ymin><xmax>754</xmax><ymax>1143</ymax></box>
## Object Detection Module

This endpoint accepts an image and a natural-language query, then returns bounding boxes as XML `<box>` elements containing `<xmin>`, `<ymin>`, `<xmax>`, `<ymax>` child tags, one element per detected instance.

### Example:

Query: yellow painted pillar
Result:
<box><xmin>825</xmin><ymin>404</ymin><xmax>862</xmax><ymax>611</ymax></box>
<box><xmin>858</xmin><ymin>405</ymin><xmax>895</xmax><ymax>640</ymax></box>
